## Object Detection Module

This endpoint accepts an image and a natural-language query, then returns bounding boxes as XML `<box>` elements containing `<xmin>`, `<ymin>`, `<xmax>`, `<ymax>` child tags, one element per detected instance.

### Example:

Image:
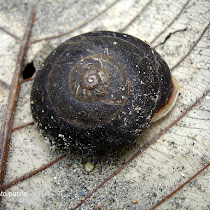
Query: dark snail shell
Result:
<box><xmin>30</xmin><ymin>31</ymin><xmax>178</xmax><ymax>156</ymax></box>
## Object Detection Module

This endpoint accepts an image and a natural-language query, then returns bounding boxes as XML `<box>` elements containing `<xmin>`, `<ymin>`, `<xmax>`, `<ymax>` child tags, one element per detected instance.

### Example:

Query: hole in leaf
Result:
<box><xmin>22</xmin><ymin>62</ymin><xmax>35</xmax><ymax>79</ymax></box>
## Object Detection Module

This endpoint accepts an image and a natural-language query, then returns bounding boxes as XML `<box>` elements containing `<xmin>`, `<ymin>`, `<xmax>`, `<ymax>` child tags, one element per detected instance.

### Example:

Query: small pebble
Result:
<box><xmin>85</xmin><ymin>162</ymin><xmax>94</xmax><ymax>172</ymax></box>
<box><xmin>131</xmin><ymin>199</ymin><xmax>138</xmax><ymax>204</ymax></box>
<box><xmin>78</xmin><ymin>190</ymin><xmax>85</xmax><ymax>196</ymax></box>
<box><xmin>200</xmin><ymin>186</ymin><xmax>205</xmax><ymax>192</ymax></box>
<box><xmin>94</xmin><ymin>206</ymin><xmax>101</xmax><ymax>210</ymax></box>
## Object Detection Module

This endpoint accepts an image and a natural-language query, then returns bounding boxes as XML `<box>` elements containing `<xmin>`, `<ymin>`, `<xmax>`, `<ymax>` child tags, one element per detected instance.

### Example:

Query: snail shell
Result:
<box><xmin>31</xmin><ymin>31</ymin><xmax>178</xmax><ymax>155</ymax></box>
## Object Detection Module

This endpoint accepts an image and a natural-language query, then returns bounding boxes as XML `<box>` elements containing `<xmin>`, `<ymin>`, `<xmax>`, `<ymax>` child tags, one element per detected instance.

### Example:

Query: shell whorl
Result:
<box><xmin>69</xmin><ymin>54</ymin><xmax>129</xmax><ymax>104</ymax></box>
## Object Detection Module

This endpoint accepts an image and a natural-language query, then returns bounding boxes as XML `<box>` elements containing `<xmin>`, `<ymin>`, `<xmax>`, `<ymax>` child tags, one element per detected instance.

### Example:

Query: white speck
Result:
<box><xmin>123</xmin><ymin>34</ymin><xmax>127</xmax><ymax>37</ymax></box>
<box><xmin>122</xmin><ymin>87</ymin><xmax>125</xmax><ymax>91</ymax></box>
<box><xmin>135</xmin><ymin>107</ymin><xmax>141</xmax><ymax>111</ymax></box>
<box><xmin>113</xmin><ymin>42</ymin><xmax>117</xmax><ymax>45</ymax></box>
<box><xmin>54</xmin><ymin>176</ymin><xmax>57</xmax><ymax>180</ymax></box>
<box><xmin>122</xmin><ymin>96</ymin><xmax>126</xmax><ymax>99</ymax></box>
<box><xmin>206</xmin><ymin>95</ymin><xmax>210</xmax><ymax>100</ymax></box>
<box><xmin>111</xmin><ymin>94</ymin><xmax>114</xmax><ymax>97</ymax></box>
<box><xmin>136</xmin><ymin>65</ymin><xmax>138</xmax><ymax>67</ymax></box>
<box><xmin>58</xmin><ymin>134</ymin><xmax>65</xmax><ymax>138</ymax></box>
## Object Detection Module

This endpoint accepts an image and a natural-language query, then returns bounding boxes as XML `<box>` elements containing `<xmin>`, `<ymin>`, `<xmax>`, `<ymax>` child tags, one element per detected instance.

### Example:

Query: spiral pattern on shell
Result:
<box><xmin>68</xmin><ymin>54</ymin><xmax>129</xmax><ymax>105</ymax></box>
<box><xmin>31</xmin><ymin>31</ymin><xmax>173</xmax><ymax>155</ymax></box>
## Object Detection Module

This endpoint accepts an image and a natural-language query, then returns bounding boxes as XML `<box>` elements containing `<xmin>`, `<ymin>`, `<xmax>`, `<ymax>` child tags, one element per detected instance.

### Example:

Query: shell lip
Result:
<box><xmin>151</xmin><ymin>76</ymin><xmax>179</xmax><ymax>122</ymax></box>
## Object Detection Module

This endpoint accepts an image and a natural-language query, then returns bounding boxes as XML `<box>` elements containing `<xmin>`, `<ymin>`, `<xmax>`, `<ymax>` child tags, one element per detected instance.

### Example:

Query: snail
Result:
<box><xmin>30</xmin><ymin>31</ymin><xmax>179</xmax><ymax>156</ymax></box>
